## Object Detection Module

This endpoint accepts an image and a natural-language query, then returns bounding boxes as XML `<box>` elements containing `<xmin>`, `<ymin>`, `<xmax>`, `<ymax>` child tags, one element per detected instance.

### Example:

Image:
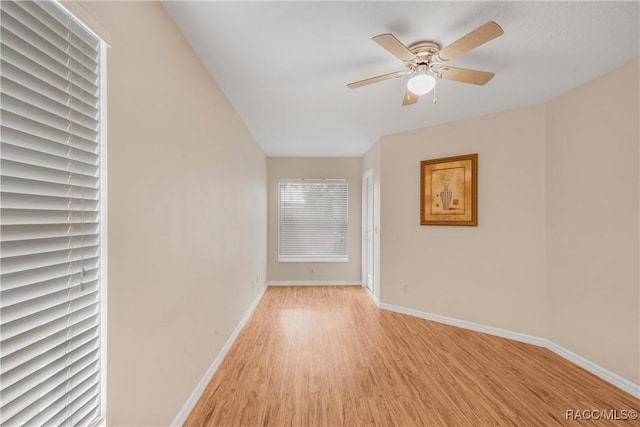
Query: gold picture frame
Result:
<box><xmin>420</xmin><ymin>153</ymin><xmax>478</xmax><ymax>226</ymax></box>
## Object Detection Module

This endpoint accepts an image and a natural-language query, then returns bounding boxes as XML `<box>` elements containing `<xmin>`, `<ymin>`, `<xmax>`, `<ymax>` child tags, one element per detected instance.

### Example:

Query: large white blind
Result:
<box><xmin>0</xmin><ymin>0</ymin><xmax>104</xmax><ymax>425</ymax></box>
<box><xmin>278</xmin><ymin>179</ymin><xmax>348</xmax><ymax>262</ymax></box>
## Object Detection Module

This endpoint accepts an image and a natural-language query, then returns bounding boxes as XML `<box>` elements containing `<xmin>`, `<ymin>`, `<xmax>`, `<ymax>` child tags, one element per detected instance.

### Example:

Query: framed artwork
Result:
<box><xmin>420</xmin><ymin>153</ymin><xmax>478</xmax><ymax>226</ymax></box>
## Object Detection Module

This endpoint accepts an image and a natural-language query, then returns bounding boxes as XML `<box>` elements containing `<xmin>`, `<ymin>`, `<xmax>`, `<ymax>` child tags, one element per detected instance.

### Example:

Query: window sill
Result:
<box><xmin>278</xmin><ymin>257</ymin><xmax>349</xmax><ymax>263</ymax></box>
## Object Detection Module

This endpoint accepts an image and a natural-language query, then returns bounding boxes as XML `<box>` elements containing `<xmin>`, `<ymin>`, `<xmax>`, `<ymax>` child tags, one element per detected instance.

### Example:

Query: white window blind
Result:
<box><xmin>278</xmin><ymin>179</ymin><xmax>348</xmax><ymax>262</ymax></box>
<box><xmin>1</xmin><ymin>0</ymin><xmax>104</xmax><ymax>425</ymax></box>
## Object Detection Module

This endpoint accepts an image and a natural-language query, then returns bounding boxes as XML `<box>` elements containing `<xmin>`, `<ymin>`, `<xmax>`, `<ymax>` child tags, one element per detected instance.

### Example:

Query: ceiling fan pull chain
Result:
<box><xmin>433</xmin><ymin>84</ymin><xmax>438</xmax><ymax>104</ymax></box>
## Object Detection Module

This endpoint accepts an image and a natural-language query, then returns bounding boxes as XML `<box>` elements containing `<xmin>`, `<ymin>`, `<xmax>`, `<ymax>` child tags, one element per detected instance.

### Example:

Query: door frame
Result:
<box><xmin>361</xmin><ymin>169</ymin><xmax>374</xmax><ymax>293</ymax></box>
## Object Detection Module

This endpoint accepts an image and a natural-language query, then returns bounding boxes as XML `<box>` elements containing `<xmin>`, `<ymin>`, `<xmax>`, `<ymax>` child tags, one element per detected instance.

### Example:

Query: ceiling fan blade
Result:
<box><xmin>401</xmin><ymin>89</ymin><xmax>419</xmax><ymax>106</ymax></box>
<box><xmin>435</xmin><ymin>67</ymin><xmax>495</xmax><ymax>85</ymax></box>
<box><xmin>347</xmin><ymin>71</ymin><xmax>404</xmax><ymax>89</ymax></box>
<box><xmin>372</xmin><ymin>33</ymin><xmax>416</xmax><ymax>62</ymax></box>
<box><xmin>436</xmin><ymin>21</ymin><xmax>503</xmax><ymax>62</ymax></box>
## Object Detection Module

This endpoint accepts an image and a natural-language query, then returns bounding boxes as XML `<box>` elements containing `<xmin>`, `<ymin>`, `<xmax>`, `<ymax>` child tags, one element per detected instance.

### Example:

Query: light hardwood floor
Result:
<box><xmin>185</xmin><ymin>286</ymin><xmax>639</xmax><ymax>426</ymax></box>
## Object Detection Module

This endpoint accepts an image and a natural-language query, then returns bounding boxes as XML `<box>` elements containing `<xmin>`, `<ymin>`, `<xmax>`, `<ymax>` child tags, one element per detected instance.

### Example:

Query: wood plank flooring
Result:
<box><xmin>185</xmin><ymin>286</ymin><xmax>639</xmax><ymax>426</ymax></box>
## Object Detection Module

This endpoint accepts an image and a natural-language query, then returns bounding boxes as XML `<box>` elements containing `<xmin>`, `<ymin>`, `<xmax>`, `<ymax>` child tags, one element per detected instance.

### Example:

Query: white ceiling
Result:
<box><xmin>162</xmin><ymin>1</ymin><xmax>639</xmax><ymax>157</ymax></box>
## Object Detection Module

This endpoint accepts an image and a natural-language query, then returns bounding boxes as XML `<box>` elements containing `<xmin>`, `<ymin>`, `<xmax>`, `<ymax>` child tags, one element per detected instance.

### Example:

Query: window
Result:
<box><xmin>278</xmin><ymin>179</ymin><xmax>348</xmax><ymax>262</ymax></box>
<box><xmin>1</xmin><ymin>0</ymin><xmax>106</xmax><ymax>425</ymax></box>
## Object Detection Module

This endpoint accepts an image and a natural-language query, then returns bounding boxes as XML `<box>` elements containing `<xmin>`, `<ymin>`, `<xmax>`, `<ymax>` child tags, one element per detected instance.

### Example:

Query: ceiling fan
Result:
<box><xmin>347</xmin><ymin>21</ymin><xmax>504</xmax><ymax>106</ymax></box>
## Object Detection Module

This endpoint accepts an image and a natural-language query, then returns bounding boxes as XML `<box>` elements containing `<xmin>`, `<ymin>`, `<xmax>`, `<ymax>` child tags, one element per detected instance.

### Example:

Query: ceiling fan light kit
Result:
<box><xmin>407</xmin><ymin>65</ymin><xmax>436</xmax><ymax>96</ymax></box>
<box><xmin>347</xmin><ymin>21</ymin><xmax>504</xmax><ymax>106</ymax></box>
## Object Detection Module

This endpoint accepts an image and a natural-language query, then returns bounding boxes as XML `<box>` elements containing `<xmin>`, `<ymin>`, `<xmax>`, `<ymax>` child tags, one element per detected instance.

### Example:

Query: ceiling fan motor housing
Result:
<box><xmin>405</xmin><ymin>41</ymin><xmax>442</xmax><ymax>71</ymax></box>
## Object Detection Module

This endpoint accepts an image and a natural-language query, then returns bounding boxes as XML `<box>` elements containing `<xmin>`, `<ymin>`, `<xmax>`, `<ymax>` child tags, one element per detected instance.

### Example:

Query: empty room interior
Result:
<box><xmin>1</xmin><ymin>1</ymin><xmax>639</xmax><ymax>426</ymax></box>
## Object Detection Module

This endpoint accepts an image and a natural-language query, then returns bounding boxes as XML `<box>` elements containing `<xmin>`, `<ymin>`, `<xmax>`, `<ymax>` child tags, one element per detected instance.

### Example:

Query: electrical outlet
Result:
<box><xmin>403</xmin><ymin>284</ymin><xmax>409</xmax><ymax>294</ymax></box>
<box><xmin>310</xmin><ymin>267</ymin><xmax>315</xmax><ymax>274</ymax></box>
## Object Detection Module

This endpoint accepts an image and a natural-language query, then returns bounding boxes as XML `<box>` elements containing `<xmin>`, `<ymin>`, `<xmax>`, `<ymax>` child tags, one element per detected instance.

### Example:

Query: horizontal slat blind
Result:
<box><xmin>0</xmin><ymin>0</ymin><xmax>103</xmax><ymax>425</ymax></box>
<box><xmin>278</xmin><ymin>180</ymin><xmax>348</xmax><ymax>262</ymax></box>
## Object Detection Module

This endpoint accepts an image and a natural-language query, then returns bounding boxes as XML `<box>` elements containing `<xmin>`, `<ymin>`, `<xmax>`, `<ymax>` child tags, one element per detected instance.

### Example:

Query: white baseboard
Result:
<box><xmin>379</xmin><ymin>302</ymin><xmax>640</xmax><ymax>399</ymax></box>
<box><xmin>545</xmin><ymin>340</ymin><xmax>640</xmax><ymax>398</ymax></box>
<box><xmin>267</xmin><ymin>280</ymin><xmax>361</xmax><ymax>286</ymax></box>
<box><xmin>171</xmin><ymin>285</ymin><xmax>268</xmax><ymax>426</ymax></box>
<box><xmin>380</xmin><ymin>302</ymin><xmax>546</xmax><ymax>347</ymax></box>
<box><xmin>365</xmin><ymin>287</ymin><xmax>380</xmax><ymax>306</ymax></box>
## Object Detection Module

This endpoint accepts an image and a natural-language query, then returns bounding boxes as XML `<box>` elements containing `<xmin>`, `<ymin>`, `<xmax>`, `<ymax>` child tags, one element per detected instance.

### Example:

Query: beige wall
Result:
<box><xmin>546</xmin><ymin>58</ymin><xmax>639</xmax><ymax>384</ymax></box>
<box><xmin>376</xmin><ymin>106</ymin><xmax>548</xmax><ymax>337</ymax></box>
<box><xmin>80</xmin><ymin>2</ymin><xmax>267</xmax><ymax>425</ymax></box>
<box><xmin>267</xmin><ymin>157</ymin><xmax>362</xmax><ymax>282</ymax></box>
